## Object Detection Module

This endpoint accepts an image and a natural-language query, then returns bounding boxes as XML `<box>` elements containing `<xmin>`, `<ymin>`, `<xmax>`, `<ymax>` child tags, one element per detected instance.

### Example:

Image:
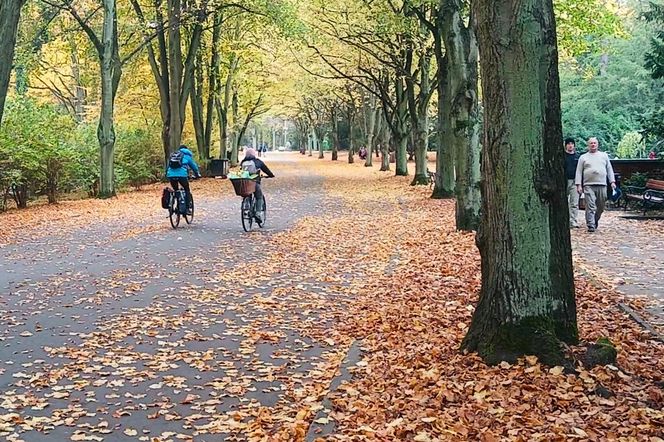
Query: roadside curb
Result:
<box><xmin>576</xmin><ymin>264</ymin><xmax>664</xmax><ymax>343</ymax></box>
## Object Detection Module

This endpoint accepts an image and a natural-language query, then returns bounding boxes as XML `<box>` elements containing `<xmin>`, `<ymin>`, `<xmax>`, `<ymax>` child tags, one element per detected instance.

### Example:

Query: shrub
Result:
<box><xmin>0</xmin><ymin>98</ymin><xmax>76</xmax><ymax>208</ymax></box>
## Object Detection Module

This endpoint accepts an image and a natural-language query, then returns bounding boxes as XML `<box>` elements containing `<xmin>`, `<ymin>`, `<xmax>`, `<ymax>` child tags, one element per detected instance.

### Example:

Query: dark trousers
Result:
<box><xmin>170</xmin><ymin>178</ymin><xmax>191</xmax><ymax>209</ymax></box>
<box><xmin>254</xmin><ymin>183</ymin><xmax>264</xmax><ymax>212</ymax></box>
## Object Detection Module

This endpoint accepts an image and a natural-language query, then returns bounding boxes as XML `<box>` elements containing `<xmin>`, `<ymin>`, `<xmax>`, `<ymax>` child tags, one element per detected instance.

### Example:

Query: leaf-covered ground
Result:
<box><xmin>0</xmin><ymin>153</ymin><xmax>662</xmax><ymax>441</ymax></box>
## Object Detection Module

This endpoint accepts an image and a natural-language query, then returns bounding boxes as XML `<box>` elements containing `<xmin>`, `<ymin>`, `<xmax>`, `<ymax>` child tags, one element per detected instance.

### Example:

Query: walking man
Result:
<box><xmin>564</xmin><ymin>137</ymin><xmax>580</xmax><ymax>228</ymax></box>
<box><xmin>575</xmin><ymin>137</ymin><xmax>616</xmax><ymax>232</ymax></box>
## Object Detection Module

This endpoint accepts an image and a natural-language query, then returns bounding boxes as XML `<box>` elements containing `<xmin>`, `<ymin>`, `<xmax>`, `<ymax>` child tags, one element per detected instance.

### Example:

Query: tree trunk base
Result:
<box><xmin>431</xmin><ymin>187</ymin><xmax>455</xmax><ymax>199</ymax></box>
<box><xmin>410</xmin><ymin>174</ymin><xmax>430</xmax><ymax>186</ymax></box>
<box><xmin>98</xmin><ymin>191</ymin><xmax>116</xmax><ymax>199</ymax></box>
<box><xmin>455</xmin><ymin>209</ymin><xmax>480</xmax><ymax>232</ymax></box>
<box><xmin>379</xmin><ymin>165</ymin><xmax>390</xmax><ymax>172</ymax></box>
<box><xmin>461</xmin><ymin>316</ymin><xmax>575</xmax><ymax>366</ymax></box>
<box><xmin>332</xmin><ymin>151</ymin><xmax>338</xmax><ymax>161</ymax></box>
<box><xmin>395</xmin><ymin>167</ymin><xmax>408</xmax><ymax>177</ymax></box>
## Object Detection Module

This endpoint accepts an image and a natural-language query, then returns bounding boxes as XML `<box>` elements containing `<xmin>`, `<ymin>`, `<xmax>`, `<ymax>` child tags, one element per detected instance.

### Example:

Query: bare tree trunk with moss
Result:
<box><xmin>192</xmin><ymin>49</ymin><xmax>206</xmax><ymax>164</ymax></box>
<box><xmin>461</xmin><ymin>0</ymin><xmax>577</xmax><ymax>365</ymax></box>
<box><xmin>0</xmin><ymin>0</ymin><xmax>24</xmax><ymax>125</ymax></box>
<box><xmin>393</xmin><ymin>77</ymin><xmax>409</xmax><ymax>176</ymax></box>
<box><xmin>330</xmin><ymin>104</ymin><xmax>339</xmax><ymax>161</ymax></box>
<box><xmin>364</xmin><ymin>97</ymin><xmax>378</xmax><ymax>167</ymax></box>
<box><xmin>96</xmin><ymin>0</ymin><xmax>122</xmax><ymax>198</ymax></box>
<box><xmin>380</xmin><ymin>119</ymin><xmax>391</xmax><ymax>172</ymax></box>
<box><xmin>406</xmin><ymin>46</ymin><xmax>433</xmax><ymax>186</ymax></box>
<box><xmin>441</xmin><ymin>0</ymin><xmax>481</xmax><ymax>230</ymax></box>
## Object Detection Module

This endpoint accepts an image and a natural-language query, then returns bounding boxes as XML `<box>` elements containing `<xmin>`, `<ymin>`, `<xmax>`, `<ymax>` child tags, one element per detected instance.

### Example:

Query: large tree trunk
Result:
<box><xmin>330</xmin><ymin>106</ymin><xmax>339</xmax><ymax>161</ymax></box>
<box><xmin>0</xmin><ymin>0</ymin><xmax>24</xmax><ymax>125</ymax></box>
<box><xmin>97</xmin><ymin>0</ymin><xmax>121</xmax><ymax>198</ymax></box>
<box><xmin>204</xmin><ymin>13</ymin><xmax>221</xmax><ymax>160</ymax></box>
<box><xmin>461</xmin><ymin>0</ymin><xmax>577</xmax><ymax>365</ymax></box>
<box><xmin>167</xmin><ymin>0</ymin><xmax>183</xmax><ymax>154</ymax></box>
<box><xmin>432</xmin><ymin>53</ymin><xmax>455</xmax><ymax>197</ymax></box>
<box><xmin>364</xmin><ymin>102</ymin><xmax>378</xmax><ymax>167</ymax></box>
<box><xmin>219</xmin><ymin>55</ymin><xmax>238</xmax><ymax>163</ymax></box>
<box><xmin>379</xmin><ymin>122</ymin><xmax>391</xmax><ymax>172</ymax></box>
<box><xmin>394</xmin><ymin>78</ymin><xmax>409</xmax><ymax>176</ymax></box>
<box><xmin>408</xmin><ymin>50</ymin><xmax>432</xmax><ymax>186</ymax></box>
<box><xmin>192</xmin><ymin>49</ymin><xmax>206</xmax><ymax>163</ymax></box>
<box><xmin>442</xmin><ymin>0</ymin><xmax>482</xmax><ymax>230</ymax></box>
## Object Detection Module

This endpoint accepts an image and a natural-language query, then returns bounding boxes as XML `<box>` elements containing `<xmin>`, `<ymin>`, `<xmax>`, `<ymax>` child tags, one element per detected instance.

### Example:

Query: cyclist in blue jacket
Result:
<box><xmin>166</xmin><ymin>145</ymin><xmax>201</xmax><ymax>212</ymax></box>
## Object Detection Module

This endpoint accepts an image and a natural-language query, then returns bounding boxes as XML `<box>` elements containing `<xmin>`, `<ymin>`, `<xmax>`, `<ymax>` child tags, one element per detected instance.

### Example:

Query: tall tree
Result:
<box><xmin>461</xmin><ymin>0</ymin><xmax>577</xmax><ymax>364</ymax></box>
<box><xmin>644</xmin><ymin>1</ymin><xmax>664</xmax><ymax>80</ymax></box>
<box><xmin>441</xmin><ymin>0</ymin><xmax>481</xmax><ymax>230</ymax></box>
<box><xmin>53</xmin><ymin>0</ymin><xmax>123</xmax><ymax>197</ymax></box>
<box><xmin>130</xmin><ymin>0</ymin><xmax>207</xmax><ymax>164</ymax></box>
<box><xmin>0</xmin><ymin>0</ymin><xmax>26</xmax><ymax>125</ymax></box>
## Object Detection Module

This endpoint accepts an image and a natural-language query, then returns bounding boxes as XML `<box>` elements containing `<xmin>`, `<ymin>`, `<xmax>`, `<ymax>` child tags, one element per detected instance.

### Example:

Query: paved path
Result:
<box><xmin>0</xmin><ymin>154</ymin><xmax>351</xmax><ymax>441</ymax></box>
<box><xmin>571</xmin><ymin>210</ymin><xmax>664</xmax><ymax>334</ymax></box>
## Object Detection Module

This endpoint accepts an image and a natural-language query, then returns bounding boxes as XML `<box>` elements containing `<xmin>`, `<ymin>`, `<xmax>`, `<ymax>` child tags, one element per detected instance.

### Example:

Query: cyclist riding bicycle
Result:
<box><xmin>240</xmin><ymin>147</ymin><xmax>275</xmax><ymax>222</ymax></box>
<box><xmin>166</xmin><ymin>145</ymin><xmax>201</xmax><ymax>212</ymax></box>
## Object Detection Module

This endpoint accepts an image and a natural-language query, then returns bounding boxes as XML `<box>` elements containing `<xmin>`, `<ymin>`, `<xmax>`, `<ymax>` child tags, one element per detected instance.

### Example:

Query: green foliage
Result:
<box><xmin>554</xmin><ymin>0</ymin><xmax>625</xmax><ymax>57</ymax></box>
<box><xmin>625</xmin><ymin>171</ymin><xmax>649</xmax><ymax>187</ymax></box>
<box><xmin>644</xmin><ymin>1</ymin><xmax>664</xmax><ymax>79</ymax></box>
<box><xmin>114</xmin><ymin>127</ymin><xmax>164</xmax><ymax>189</ymax></box>
<box><xmin>0</xmin><ymin>97</ymin><xmax>75</xmax><ymax>207</ymax></box>
<box><xmin>561</xmin><ymin>19</ymin><xmax>664</xmax><ymax>154</ymax></box>
<box><xmin>616</xmin><ymin>131</ymin><xmax>646</xmax><ymax>158</ymax></box>
<box><xmin>68</xmin><ymin>123</ymin><xmax>165</xmax><ymax>195</ymax></box>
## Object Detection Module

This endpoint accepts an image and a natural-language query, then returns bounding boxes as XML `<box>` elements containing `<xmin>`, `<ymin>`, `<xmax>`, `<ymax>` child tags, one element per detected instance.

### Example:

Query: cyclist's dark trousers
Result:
<box><xmin>170</xmin><ymin>178</ymin><xmax>190</xmax><ymax>210</ymax></box>
<box><xmin>254</xmin><ymin>183</ymin><xmax>264</xmax><ymax>212</ymax></box>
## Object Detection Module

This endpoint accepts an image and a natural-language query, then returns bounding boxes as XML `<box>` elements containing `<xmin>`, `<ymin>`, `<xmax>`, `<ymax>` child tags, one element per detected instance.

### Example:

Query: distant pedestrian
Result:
<box><xmin>649</xmin><ymin>150</ymin><xmax>656</xmax><ymax>160</ymax></box>
<box><xmin>575</xmin><ymin>137</ymin><xmax>616</xmax><ymax>232</ymax></box>
<box><xmin>564</xmin><ymin>137</ymin><xmax>580</xmax><ymax>228</ymax></box>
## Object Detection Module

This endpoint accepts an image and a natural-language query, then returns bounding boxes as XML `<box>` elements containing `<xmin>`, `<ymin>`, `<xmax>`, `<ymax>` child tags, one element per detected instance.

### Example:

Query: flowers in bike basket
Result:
<box><xmin>228</xmin><ymin>171</ymin><xmax>258</xmax><ymax>179</ymax></box>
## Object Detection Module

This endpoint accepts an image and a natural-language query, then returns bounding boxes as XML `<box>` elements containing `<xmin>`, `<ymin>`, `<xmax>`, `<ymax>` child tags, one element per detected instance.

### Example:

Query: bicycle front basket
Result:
<box><xmin>231</xmin><ymin>178</ymin><xmax>256</xmax><ymax>197</ymax></box>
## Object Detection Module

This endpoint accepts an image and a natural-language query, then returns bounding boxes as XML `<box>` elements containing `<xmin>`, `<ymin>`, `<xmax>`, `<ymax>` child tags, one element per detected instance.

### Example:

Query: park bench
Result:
<box><xmin>623</xmin><ymin>179</ymin><xmax>664</xmax><ymax>215</ymax></box>
<box><xmin>427</xmin><ymin>170</ymin><xmax>438</xmax><ymax>189</ymax></box>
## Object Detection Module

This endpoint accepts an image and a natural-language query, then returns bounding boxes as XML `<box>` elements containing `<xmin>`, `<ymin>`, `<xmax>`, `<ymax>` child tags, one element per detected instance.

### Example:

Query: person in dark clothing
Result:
<box><xmin>564</xmin><ymin>137</ymin><xmax>580</xmax><ymax>228</ymax></box>
<box><xmin>240</xmin><ymin>148</ymin><xmax>275</xmax><ymax>222</ymax></box>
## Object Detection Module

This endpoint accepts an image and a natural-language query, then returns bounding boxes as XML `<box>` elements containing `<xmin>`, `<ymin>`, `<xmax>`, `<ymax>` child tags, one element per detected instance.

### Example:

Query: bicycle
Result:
<box><xmin>168</xmin><ymin>189</ymin><xmax>194</xmax><ymax>229</ymax></box>
<box><xmin>230</xmin><ymin>176</ymin><xmax>269</xmax><ymax>232</ymax></box>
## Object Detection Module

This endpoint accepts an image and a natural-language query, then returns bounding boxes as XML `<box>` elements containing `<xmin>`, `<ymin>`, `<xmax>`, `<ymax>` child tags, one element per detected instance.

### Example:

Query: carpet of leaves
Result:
<box><xmin>0</xmin><ymin>154</ymin><xmax>662</xmax><ymax>441</ymax></box>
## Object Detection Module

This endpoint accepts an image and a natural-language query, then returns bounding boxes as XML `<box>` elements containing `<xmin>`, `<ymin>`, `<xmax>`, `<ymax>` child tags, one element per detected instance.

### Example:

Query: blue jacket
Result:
<box><xmin>166</xmin><ymin>148</ymin><xmax>201</xmax><ymax>179</ymax></box>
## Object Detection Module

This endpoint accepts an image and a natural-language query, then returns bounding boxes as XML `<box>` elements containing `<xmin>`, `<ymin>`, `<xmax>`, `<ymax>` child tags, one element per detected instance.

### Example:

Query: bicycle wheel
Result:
<box><xmin>184</xmin><ymin>194</ymin><xmax>194</xmax><ymax>224</ymax></box>
<box><xmin>241</xmin><ymin>196</ymin><xmax>254</xmax><ymax>232</ymax></box>
<box><xmin>169</xmin><ymin>193</ymin><xmax>181</xmax><ymax>229</ymax></box>
<box><xmin>257</xmin><ymin>195</ymin><xmax>266</xmax><ymax>228</ymax></box>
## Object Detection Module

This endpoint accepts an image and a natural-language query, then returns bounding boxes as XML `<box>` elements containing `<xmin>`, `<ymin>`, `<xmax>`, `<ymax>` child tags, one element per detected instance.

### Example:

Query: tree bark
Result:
<box><xmin>167</xmin><ymin>0</ymin><xmax>183</xmax><ymax>154</ymax></box>
<box><xmin>330</xmin><ymin>105</ymin><xmax>339</xmax><ymax>161</ymax></box>
<box><xmin>461</xmin><ymin>0</ymin><xmax>577</xmax><ymax>365</ymax></box>
<box><xmin>441</xmin><ymin>0</ymin><xmax>481</xmax><ymax>230</ymax></box>
<box><xmin>406</xmin><ymin>47</ymin><xmax>433</xmax><ymax>186</ymax></box>
<box><xmin>97</xmin><ymin>0</ymin><xmax>121</xmax><ymax>198</ymax></box>
<box><xmin>393</xmin><ymin>77</ymin><xmax>409</xmax><ymax>176</ymax></box>
<box><xmin>379</xmin><ymin>120</ymin><xmax>391</xmax><ymax>172</ymax></box>
<box><xmin>0</xmin><ymin>0</ymin><xmax>25</xmax><ymax>125</ymax></box>
<box><xmin>432</xmin><ymin>40</ymin><xmax>455</xmax><ymax>198</ymax></box>
<box><xmin>364</xmin><ymin>97</ymin><xmax>378</xmax><ymax>167</ymax></box>
<box><xmin>192</xmin><ymin>48</ymin><xmax>206</xmax><ymax>163</ymax></box>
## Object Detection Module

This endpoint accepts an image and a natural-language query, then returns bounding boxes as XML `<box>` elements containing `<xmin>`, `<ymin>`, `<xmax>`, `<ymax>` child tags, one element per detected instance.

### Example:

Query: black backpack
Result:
<box><xmin>169</xmin><ymin>151</ymin><xmax>184</xmax><ymax>168</ymax></box>
<box><xmin>161</xmin><ymin>187</ymin><xmax>172</xmax><ymax>209</ymax></box>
